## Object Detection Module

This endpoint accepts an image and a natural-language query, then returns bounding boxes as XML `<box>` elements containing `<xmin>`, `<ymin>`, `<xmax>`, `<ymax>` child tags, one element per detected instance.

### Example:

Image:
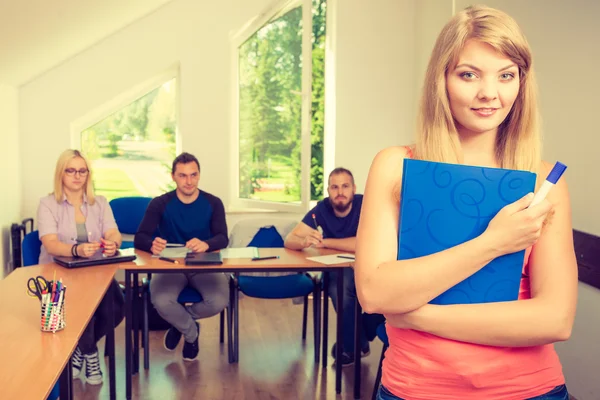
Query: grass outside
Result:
<box><xmin>93</xmin><ymin>168</ymin><xmax>140</xmax><ymax>201</ymax></box>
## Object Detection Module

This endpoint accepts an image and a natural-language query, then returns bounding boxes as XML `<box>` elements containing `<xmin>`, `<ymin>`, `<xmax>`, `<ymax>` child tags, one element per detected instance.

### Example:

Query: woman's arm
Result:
<box><xmin>356</xmin><ymin>147</ymin><xmax>499</xmax><ymax>314</ymax></box>
<box><xmin>355</xmin><ymin>147</ymin><xmax>552</xmax><ymax>315</ymax></box>
<box><xmin>103</xmin><ymin>228</ymin><xmax>122</xmax><ymax>248</ymax></box>
<box><xmin>387</xmin><ymin>165</ymin><xmax>577</xmax><ymax>346</ymax></box>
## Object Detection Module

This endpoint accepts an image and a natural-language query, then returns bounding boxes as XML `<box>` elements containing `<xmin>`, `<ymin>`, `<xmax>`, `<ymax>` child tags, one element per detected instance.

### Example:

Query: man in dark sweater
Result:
<box><xmin>134</xmin><ymin>152</ymin><xmax>229</xmax><ymax>361</ymax></box>
<box><xmin>284</xmin><ymin>167</ymin><xmax>379</xmax><ymax>367</ymax></box>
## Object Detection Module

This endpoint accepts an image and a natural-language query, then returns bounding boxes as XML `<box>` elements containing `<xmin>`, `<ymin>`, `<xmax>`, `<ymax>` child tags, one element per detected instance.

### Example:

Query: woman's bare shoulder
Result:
<box><xmin>371</xmin><ymin>145</ymin><xmax>412</xmax><ymax>169</ymax></box>
<box><xmin>368</xmin><ymin>146</ymin><xmax>413</xmax><ymax>200</ymax></box>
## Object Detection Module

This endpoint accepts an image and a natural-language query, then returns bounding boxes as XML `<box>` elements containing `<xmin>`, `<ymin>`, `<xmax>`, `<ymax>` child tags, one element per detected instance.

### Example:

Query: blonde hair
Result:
<box><xmin>53</xmin><ymin>149</ymin><xmax>96</xmax><ymax>204</ymax></box>
<box><xmin>414</xmin><ymin>5</ymin><xmax>540</xmax><ymax>173</ymax></box>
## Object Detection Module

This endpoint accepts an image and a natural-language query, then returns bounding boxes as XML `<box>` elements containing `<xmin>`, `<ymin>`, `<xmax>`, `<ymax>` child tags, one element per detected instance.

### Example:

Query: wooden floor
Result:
<box><xmin>74</xmin><ymin>296</ymin><xmax>384</xmax><ymax>400</ymax></box>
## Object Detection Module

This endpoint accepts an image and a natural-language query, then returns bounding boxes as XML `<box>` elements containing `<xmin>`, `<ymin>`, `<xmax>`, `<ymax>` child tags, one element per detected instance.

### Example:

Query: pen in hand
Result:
<box><xmin>337</xmin><ymin>255</ymin><xmax>355</xmax><ymax>260</ymax></box>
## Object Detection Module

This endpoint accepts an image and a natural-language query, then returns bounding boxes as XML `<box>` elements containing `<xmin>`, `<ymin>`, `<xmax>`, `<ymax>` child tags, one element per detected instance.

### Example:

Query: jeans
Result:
<box><xmin>327</xmin><ymin>268</ymin><xmax>368</xmax><ymax>353</ymax></box>
<box><xmin>376</xmin><ymin>385</ymin><xmax>569</xmax><ymax>400</ymax></box>
<box><xmin>79</xmin><ymin>279</ymin><xmax>125</xmax><ymax>354</ymax></box>
<box><xmin>150</xmin><ymin>272</ymin><xmax>229</xmax><ymax>342</ymax></box>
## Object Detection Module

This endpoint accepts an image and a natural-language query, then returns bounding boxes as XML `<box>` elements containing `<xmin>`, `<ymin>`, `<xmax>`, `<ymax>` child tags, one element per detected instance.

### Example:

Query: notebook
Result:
<box><xmin>398</xmin><ymin>159</ymin><xmax>537</xmax><ymax>304</ymax></box>
<box><xmin>54</xmin><ymin>248</ymin><xmax>137</xmax><ymax>268</ymax></box>
<box><xmin>184</xmin><ymin>252</ymin><xmax>223</xmax><ymax>266</ymax></box>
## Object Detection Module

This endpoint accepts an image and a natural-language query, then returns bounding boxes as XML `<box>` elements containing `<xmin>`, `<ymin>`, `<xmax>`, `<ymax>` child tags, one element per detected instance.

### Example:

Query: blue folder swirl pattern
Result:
<box><xmin>397</xmin><ymin>159</ymin><xmax>537</xmax><ymax>304</ymax></box>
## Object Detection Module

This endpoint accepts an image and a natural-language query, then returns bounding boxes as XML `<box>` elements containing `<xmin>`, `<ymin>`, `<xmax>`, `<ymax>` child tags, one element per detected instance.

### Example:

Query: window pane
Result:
<box><xmin>81</xmin><ymin>78</ymin><xmax>177</xmax><ymax>201</ymax></box>
<box><xmin>238</xmin><ymin>6</ymin><xmax>303</xmax><ymax>203</ymax></box>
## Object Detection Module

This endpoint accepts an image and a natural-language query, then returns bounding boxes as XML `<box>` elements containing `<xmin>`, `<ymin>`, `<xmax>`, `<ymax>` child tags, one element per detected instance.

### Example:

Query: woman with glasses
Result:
<box><xmin>37</xmin><ymin>149</ymin><xmax>125</xmax><ymax>386</ymax></box>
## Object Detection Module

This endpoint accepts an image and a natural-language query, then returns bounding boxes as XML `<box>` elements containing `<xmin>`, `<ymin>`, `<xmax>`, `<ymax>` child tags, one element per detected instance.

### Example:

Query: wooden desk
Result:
<box><xmin>0</xmin><ymin>263</ymin><xmax>118</xmax><ymax>400</ymax></box>
<box><xmin>118</xmin><ymin>248</ymin><xmax>352</xmax><ymax>400</ymax></box>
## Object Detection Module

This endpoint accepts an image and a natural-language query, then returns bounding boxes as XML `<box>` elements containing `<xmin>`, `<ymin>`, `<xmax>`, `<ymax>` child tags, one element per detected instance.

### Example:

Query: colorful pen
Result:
<box><xmin>529</xmin><ymin>161</ymin><xmax>567</xmax><ymax>207</ymax></box>
<box><xmin>312</xmin><ymin>213</ymin><xmax>323</xmax><ymax>235</ymax></box>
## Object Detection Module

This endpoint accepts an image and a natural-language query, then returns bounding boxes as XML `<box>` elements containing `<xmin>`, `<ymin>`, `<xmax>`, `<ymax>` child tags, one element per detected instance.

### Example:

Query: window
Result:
<box><xmin>232</xmin><ymin>0</ymin><xmax>327</xmax><ymax>212</ymax></box>
<box><xmin>76</xmin><ymin>71</ymin><xmax>179</xmax><ymax>201</ymax></box>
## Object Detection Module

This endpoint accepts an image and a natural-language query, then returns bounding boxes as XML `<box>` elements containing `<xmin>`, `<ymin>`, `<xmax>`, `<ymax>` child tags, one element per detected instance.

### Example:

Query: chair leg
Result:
<box><xmin>219</xmin><ymin>309</ymin><xmax>225</xmax><ymax>344</ymax></box>
<box><xmin>302</xmin><ymin>295</ymin><xmax>308</xmax><ymax>340</ymax></box>
<box><xmin>143</xmin><ymin>289</ymin><xmax>150</xmax><ymax>370</ymax></box>
<box><xmin>313</xmin><ymin>285</ymin><xmax>321</xmax><ymax>364</ymax></box>
<box><xmin>234</xmin><ymin>282</ymin><xmax>240</xmax><ymax>362</ymax></box>
<box><xmin>227</xmin><ymin>305</ymin><xmax>234</xmax><ymax>363</ymax></box>
<box><xmin>371</xmin><ymin>344</ymin><xmax>388</xmax><ymax>400</ymax></box>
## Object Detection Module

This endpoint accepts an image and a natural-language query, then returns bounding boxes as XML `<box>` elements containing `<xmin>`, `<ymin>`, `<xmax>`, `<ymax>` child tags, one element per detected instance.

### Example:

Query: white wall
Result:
<box><xmin>333</xmin><ymin>0</ymin><xmax>417</xmax><ymax>192</ymax></box>
<box><xmin>0</xmin><ymin>84</ymin><xmax>20</xmax><ymax>276</ymax></box>
<box><xmin>452</xmin><ymin>1</ymin><xmax>600</xmax><ymax>399</ymax></box>
<box><xmin>18</xmin><ymin>0</ymin><xmax>274</xmax><ymax>220</ymax></box>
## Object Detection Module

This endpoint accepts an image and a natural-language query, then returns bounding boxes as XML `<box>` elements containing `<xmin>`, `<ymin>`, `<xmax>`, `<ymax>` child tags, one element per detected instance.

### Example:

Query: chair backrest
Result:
<box><xmin>247</xmin><ymin>226</ymin><xmax>284</xmax><ymax>248</ymax></box>
<box><xmin>22</xmin><ymin>230</ymin><xmax>42</xmax><ymax>267</ymax></box>
<box><xmin>229</xmin><ymin>217</ymin><xmax>297</xmax><ymax>277</ymax></box>
<box><xmin>109</xmin><ymin>197</ymin><xmax>152</xmax><ymax>235</ymax></box>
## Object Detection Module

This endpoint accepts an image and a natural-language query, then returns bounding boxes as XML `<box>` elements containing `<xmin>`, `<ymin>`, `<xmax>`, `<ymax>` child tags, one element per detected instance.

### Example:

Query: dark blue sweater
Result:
<box><xmin>134</xmin><ymin>190</ymin><xmax>228</xmax><ymax>252</ymax></box>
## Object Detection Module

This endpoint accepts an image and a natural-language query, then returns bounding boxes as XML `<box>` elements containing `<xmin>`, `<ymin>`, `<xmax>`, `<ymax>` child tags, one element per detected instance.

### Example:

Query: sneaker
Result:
<box><xmin>72</xmin><ymin>346</ymin><xmax>84</xmax><ymax>378</ymax></box>
<box><xmin>333</xmin><ymin>351</ymin><xmax>355</xmax><ymax>368</ymax></box>
<box><xmin>331</xmin><ymin>342</ymin><xmax>370</xmax><ymax>358</ymax></box>
<box><xmin>182</xmin><ymin>322</ymin><xmax>200</xmax><ymax>361</ymax></box>
<box><xmin>164</xmin><ymin>325</ymin><xmax>183</xmax><ymax>351</ymax></box>
<box><xmin>84</xmin><ymin>351</ymin><xmax>103</xmax><ymax>385</ymax></box>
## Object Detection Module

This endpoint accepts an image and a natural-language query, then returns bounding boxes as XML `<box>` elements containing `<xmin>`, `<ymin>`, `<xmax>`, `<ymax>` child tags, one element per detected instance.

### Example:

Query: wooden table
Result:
<box><xmin>0</xmin><ymin>263</ymin><xmax>118</xmax><ymax>400</ymax></box>
<box><xmin>119</xmin><ymin>247</ymin><xmax>352</xmax><ymax>400</ymax></box>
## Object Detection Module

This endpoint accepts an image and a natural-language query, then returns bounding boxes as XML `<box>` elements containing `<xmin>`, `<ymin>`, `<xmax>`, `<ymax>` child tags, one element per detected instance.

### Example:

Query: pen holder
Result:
<box><xmin>40</xmin><ymin>296</ymin><xmax>66</xmax><ymax>333</ymax></box>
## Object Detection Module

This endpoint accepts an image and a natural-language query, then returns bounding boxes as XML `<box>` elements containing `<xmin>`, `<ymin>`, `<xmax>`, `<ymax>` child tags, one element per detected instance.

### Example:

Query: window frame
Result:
<box><xmin>229</xmin><ymin>0</ymin><xmax>314</xmax><ymax>213</ymax></box>
<box><xmin>70</xmin><ymin>65</ymin><xmax>181</xmax><ymax>154</ymax></box>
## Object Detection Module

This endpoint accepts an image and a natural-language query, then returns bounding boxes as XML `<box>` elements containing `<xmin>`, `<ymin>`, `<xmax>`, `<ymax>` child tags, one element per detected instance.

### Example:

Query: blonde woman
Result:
<box><xmin>37</xmin><ymin>149</ymin><xmax>125</xmax><ymax>385</ymax></box>
<box><xmin>356</xmin><ymin>6</ymin><xmax>576</xmax><ymax>400</ymax></box>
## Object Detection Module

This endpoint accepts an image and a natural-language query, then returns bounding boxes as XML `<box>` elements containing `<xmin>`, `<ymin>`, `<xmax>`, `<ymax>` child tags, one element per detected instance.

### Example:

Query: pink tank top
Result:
<box><xmin>381</xmin><ymin>148</ymin><xmax>565</xmax><ymax>400</ymax></box>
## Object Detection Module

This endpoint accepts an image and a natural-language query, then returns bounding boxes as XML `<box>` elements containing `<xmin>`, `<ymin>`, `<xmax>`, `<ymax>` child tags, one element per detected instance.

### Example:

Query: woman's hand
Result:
<box><xmin>483</xmin><ymin>193</ymin><xmax>553</xmax><ymax>255</ymax></box>
<box><xmin>76</xmin><ymin>242</ymin><xmax>101</xmax><ymax>258</ymax></box>
<box><xmin>101</xmin><ymin>238</ymin><xmax>118</xmax><ymax>256</ymax></box>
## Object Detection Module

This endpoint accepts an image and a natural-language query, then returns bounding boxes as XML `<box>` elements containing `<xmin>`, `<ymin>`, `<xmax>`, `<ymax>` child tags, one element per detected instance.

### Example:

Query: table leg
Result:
<box><xmin>132</xmin><ymin>272</ymin><xmax>139</xmax><ymax>374</ymax></box>
<box><xmin>335</xmin><ymin>271</ymin><xmax>343</xmax><ymax>394</ymax></box>
<box><xmin>321</xmin><ymin>272</ymin><xmax>329</xmax><ymax>368</ymax></box>
<box><xmin>354</xmin><ymin>297</ymin><xmax>362</xmax><ymax>399</ymax></box>
<box><xmin>59</xmin><ymin>357</ymin><xmax>73</xmax><ymax>400</ymax></box>
<box><xmin>106</xmin><ymin>284</ymin><xmax>116</xmax><ymax>400</ymax></box>
<box><xmin>125</xmin><ymin>271</ymin><xmax>132</xmax><ymax>400</ymax></box>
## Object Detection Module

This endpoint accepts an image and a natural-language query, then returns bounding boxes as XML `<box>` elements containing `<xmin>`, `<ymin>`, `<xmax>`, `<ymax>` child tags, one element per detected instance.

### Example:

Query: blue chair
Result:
<box><xmin>109</xmin><ymin>196</ymin><xmax>152</xmax><ymax>249</ymax></box>
<box><xmin>230</xmin><ymin>225</ymin><xmax>322</xmax><ymax>363</ymax></box>
<box><xmin>22</xmin><ymin>231</ymin><xmax>60</xmax><ymax>400</ymax></box>
<box><xmin>22</xmin><ymin>230</ymin><xmax>42</xmax><ymax>267</ymax></box>
<box><xmin>371</xmin><ymin>322</ymin><xmax>389</xmax><ymax>400</ymax></box>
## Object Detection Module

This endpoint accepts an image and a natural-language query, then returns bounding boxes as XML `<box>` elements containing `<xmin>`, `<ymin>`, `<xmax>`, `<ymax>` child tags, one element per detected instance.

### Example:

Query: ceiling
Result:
<box><xmin>0</xmin><ymin>0</ymin><xmax>174</xmax><ymax>87</ymax></box>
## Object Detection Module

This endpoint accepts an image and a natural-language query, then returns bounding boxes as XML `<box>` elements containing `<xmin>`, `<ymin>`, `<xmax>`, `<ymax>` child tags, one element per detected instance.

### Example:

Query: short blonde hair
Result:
<box><xmin>53</xmin><ymin>149</ymin><xmax>96</xmax><ymax>205</ymax></box>
<box><xmin>415</xmin><ymin>5</ymin><xmax>540</xmax><ymax>173</ymax></box>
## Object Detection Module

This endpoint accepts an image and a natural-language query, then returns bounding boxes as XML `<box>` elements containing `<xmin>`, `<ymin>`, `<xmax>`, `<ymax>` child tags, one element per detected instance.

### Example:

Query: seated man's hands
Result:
<box><xmin>151</xmin><ymin>237</ymin><xmax>167</xmax><ymax>255</ymax></box>
<box><xmin>186</xmin><ymin>238</ymin><xmax>209</xmax><ymax>253</ymax></box>
<box><xmin>302</xmin><ymin>229</ymin><xmax>324</xmax><ymax>248</ymax></box>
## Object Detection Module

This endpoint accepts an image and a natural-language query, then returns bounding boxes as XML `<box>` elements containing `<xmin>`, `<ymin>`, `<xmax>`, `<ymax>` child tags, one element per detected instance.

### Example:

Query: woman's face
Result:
<box><xmin>446</xmin><ymin>39</ymin><xmax>520</xmax><ymax>139</ymax></box>
<box><xmin>62</xmin><ymin>157</ymin><xmax>89</xmax><ymax>192</ymax></box>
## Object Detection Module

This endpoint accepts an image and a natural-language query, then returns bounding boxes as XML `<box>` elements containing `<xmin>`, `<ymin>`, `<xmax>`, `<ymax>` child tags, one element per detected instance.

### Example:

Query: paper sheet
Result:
<box><xmin>159</xmin><ymin>247</ymin><xmax>191</xmax><ymax>258</ymax></box>
<box><xmin>305</xmin><ymin>253</ymin><xmax>355</xmax><ymax>265</ymax></box>
<box><xmin>221</xmin><ymin>247</ymin><xmax>259</xmax><ymax>259</ymax></box>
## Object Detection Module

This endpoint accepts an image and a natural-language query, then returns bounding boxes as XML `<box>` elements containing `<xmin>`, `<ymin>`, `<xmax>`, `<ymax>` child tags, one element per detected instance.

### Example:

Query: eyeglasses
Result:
<box><xmin>64</xmin><ymin>168</ymin><xmax>89</xmax><ymax>177</ymax></box>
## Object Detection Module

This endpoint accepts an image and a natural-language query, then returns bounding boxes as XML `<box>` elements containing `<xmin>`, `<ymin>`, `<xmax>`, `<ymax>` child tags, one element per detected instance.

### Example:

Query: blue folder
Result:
<box><xmin>397</xmin><ymin>159</ymin><xmax>537</xmax><ymax>304</ymax></box>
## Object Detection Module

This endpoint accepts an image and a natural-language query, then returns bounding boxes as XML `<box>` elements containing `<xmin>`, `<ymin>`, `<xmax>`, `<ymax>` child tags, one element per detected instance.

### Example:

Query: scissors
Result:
<box><xmin>27</xmin><ymin>276</ymin><xmax>51</xmax><ymax>300</ymax></box>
